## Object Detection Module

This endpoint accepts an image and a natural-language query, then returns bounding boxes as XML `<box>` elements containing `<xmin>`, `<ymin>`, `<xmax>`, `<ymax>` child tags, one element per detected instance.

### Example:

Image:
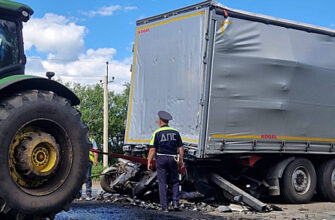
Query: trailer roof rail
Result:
<box><xmin>137</xmin><ymin>0</ymin><xmax>335</xmax><ymax>37</ymax></box>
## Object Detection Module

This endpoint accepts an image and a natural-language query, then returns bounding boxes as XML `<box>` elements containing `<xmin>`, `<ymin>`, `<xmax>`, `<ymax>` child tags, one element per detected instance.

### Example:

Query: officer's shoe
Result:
<box><xmin>173</xmin><ymin>205</ymin><xmax>180</xmax><ymax>211</ymax></box>
<box><xmin>159</xmin><ymin>207</ymin><xmax>169</xmax><ymax>212</ymax></box>
<box><xmin>85</xmin><ymin>195</ymin><xmax>93</xmax><ymax>201</ymax></box>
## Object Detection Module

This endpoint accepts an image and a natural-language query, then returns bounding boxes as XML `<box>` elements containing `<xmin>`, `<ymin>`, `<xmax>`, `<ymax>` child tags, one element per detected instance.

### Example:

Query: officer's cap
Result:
<box><xmin>158</xmin><ymin>111</ymin><xmax>172</xmax><ymax>121</ymax></box>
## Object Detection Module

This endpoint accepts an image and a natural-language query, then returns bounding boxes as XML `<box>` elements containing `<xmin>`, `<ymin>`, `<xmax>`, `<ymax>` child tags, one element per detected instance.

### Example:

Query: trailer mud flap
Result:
<box><xmin>209</xmin><ymin>173</ymin><xmax>269</xmax><ymax>212</ymax></box>
<box><xmin>266</xmin><ymin>157</ymin><xmax>295</xmax><ymax>196</ymax></box>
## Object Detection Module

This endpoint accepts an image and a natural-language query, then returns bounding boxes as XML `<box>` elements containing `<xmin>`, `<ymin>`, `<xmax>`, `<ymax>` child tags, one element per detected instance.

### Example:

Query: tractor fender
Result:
<box><xmin>0</xmin><ymin>75</ymin><xmax>79</xmax><ymax>105</ymax></box>
<box><xmin>266</xmin><ymin>157</ymin><xmax>295</xmax><ymax>196</ymax></box>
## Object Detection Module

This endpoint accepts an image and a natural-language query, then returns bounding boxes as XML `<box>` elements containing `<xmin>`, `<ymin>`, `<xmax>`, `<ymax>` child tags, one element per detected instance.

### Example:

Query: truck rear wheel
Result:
<box><xmin>0</xmin><ymin>90</ymin><xmax>89</xmax><ymax>219</ymax></box>
<box><xmin>280</xmin><ymin>158</ymin><xmax>316</xmax><ymax>203</ymax></box>
<box><xmin>316</xmin><ymin>159</ymin><xmax>335</xmax><ymax>201</ymax></box>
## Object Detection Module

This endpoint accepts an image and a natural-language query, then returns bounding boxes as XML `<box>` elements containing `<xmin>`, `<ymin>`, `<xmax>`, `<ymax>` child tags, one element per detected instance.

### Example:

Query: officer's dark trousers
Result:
<box><xmin>156</xmin><ymin>155</ymin><xmax>179</xmax><ymax>210</ymax></box>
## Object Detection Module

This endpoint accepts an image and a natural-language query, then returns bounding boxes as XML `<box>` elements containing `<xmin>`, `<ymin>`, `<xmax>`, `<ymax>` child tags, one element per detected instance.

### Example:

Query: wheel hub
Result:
<box><xmin>296</xmin><ymin>174</ymin><xmax>304</xmax><ymax>185</ymax></box>
<box><xmin>9</xmin><ymin>130</ymin><xmax>60</xmax><ymax>188</ymax></box>
<box><xmin>292</xmin><ymin>167</ymin><xmax>310</xmax><ymax>194</ymax></box>
<box><xmin>33</xmin><ymin>147</ymin><xmax>49</xmax><ymax>166</ymax></box>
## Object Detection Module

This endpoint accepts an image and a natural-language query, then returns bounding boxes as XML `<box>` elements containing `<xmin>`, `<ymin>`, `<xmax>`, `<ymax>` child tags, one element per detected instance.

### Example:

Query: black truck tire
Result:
<box><xmin>316</xmin><ymin>159</ymin><xmax>335</xmax><ymax>201</ymax></box>
<box><xmin>280</xmin><ymin>158</ymin><xmax>316</xmax><ymax>203</ymax></box>
<box><xmin>0</xmin><ymin>90</ymin><xmax>89</xmax><ymax>219</ymax></box>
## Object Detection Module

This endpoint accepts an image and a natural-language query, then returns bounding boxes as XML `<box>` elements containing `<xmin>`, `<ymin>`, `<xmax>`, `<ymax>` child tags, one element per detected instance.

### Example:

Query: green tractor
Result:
<box><xmin>0</xmin><ymin>1</ymin><xmax>89</xmax><ymax>219</ymax></box>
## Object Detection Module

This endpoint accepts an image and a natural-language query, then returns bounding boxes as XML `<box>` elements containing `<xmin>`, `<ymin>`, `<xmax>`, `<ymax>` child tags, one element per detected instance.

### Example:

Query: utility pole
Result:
<box><xmin>103</xmin><ymin>61</ymin><xmax>109</xmax><ymax>168</ymax></box>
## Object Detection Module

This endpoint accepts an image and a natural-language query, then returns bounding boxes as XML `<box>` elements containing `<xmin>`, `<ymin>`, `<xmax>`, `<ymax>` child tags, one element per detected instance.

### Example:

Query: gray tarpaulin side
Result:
<box><xmin>125</xmin><ymin>0</ymin><xmax>335</xmax><ymax>156</ymax></box>
<box><xmin>125</xmin><ymin>9</ymin><xmax>207</xmax><ymax>145</ymax></box>
<box><xmin>206</xmin><ymin>14</ymin><xmax>335</xmax><ymax>154</ymax></box>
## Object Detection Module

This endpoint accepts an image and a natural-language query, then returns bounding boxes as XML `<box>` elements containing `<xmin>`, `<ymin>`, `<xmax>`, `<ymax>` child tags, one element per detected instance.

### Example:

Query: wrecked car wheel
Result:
<box><xmin>100</xmin><ymin>167</ymin><xmax>118</xmax><ymax>193</ymax></box>
<box><xmin>280</xmin><ymin>158</ymin><xmax>316</xmax><ymax>203</ymax></box>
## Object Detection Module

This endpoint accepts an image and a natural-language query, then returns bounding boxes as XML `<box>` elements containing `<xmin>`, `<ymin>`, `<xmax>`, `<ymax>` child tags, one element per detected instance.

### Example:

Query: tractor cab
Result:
<box><xmin>0</xmin><ymin>0</ymin><xmax>33</xmax><ymax>78</ymax></box>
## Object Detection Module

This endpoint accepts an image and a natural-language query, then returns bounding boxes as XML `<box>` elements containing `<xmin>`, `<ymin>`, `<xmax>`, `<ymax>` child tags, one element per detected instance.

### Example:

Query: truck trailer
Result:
<box><xmin>121</xmin><ymin>1</ymin><xmax>335</xmax><ymax>204</ymax></box>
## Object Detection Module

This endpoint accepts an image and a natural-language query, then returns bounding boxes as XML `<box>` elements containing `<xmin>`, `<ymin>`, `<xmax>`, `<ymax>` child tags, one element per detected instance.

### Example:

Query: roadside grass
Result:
<box><xmin>91</xmin><ymin>162</ymin><xmax>104</xmax><ymax>181</ymax></box>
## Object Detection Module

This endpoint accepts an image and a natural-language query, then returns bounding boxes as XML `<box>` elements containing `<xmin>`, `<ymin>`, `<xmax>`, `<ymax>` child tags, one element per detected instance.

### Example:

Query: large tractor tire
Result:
<box><xmin>316</xmin><ymin>159</ymin><xmax>335</xmax><ymax>201</ymax></box>
<box><xmin>280</xmin><ymin>158</ymin><xmax>316</xmax><ymax>203</ymax></box>
<box><xmin>0</xmin><ymin>90</ymin><xmax>89</xmax><ymax>219</ymax></box>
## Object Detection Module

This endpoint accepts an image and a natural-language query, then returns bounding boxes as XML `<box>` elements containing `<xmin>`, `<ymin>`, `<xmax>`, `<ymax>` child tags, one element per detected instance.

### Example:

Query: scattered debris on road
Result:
<box><xmin>94</xmin><ymin>156</ymin><xmax>281</xmax><ymax>214</ymax></box>
<box><xmin>92</xmin><ymin>191</ymin><xmax>251</xmax><ymax>214</ymax></box>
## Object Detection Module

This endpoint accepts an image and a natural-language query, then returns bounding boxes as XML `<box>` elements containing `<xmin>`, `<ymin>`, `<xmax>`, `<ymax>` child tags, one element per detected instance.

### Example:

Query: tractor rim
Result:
<box><xmin>8</xmin><ymin>119</ymin><xmax>73</xmax><ymax>196</ymax></box>
<box><xmin>21</xmin><ymin>132</ymin><xmax>60</xmax><ymax>177</ymax></box>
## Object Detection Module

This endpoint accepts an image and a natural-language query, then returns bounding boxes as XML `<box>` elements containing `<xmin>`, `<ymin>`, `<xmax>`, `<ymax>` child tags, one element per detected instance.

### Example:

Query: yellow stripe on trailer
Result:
<box><xmin>137</xmin><ymin>11</ymin><xmax>205</xmax><ymax>31</ymax></box>
<box><xmin>212</xmin><ymin>134</ymin><xmax>335</xmax><ymax>143</ymax></box>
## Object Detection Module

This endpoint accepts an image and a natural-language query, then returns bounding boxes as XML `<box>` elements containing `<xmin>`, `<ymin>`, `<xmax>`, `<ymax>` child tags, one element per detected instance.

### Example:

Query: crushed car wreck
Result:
<box><xmin>98</xmin><ymin>147</ymin><xmax>272</xmax><ymax>212</ymax></box>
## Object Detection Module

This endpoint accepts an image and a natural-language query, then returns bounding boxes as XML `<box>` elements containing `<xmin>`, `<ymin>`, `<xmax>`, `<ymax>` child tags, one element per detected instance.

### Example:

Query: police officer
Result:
<box><xmin>147</xmin><ymin>111</ymin><xmax>184</xmax><ymax>212</ymax></box>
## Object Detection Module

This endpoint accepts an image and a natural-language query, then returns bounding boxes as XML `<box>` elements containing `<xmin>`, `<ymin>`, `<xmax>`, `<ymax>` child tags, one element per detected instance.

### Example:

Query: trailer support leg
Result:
<box><xmin>209</xmin><ymin>173</ymin><xmax>269</xmax><ymax>212</ymax></box>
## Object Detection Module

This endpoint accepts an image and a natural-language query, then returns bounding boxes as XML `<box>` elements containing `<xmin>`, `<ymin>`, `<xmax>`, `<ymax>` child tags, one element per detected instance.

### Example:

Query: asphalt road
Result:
<box><xmin>55</xmin><ymin>201</ymin><xmax>335</xmax><ymax>220</ymax></box>
<box><xmin>54</xmin><ymin>182</ymin><xmax>335</xmax><ymax>220</ymax></box>
<box><xmin>55</xmin><ymin>202</ymin><xmax>224</xmax><ymax>220</ymax></box>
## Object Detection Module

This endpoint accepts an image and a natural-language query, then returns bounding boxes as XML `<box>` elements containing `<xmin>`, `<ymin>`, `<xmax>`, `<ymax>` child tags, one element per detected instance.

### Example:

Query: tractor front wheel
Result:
<box><xmin>0</xmin><ymin>90</ymin><xmax>89</xmax><ymax>219</ymax></box>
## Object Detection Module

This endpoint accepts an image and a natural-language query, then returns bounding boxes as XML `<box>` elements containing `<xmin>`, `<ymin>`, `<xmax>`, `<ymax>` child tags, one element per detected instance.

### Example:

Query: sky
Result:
<box><xmin>19</xmin><ymin>0</ymin><xmax>335</xmax><ymax>93</ymax></box>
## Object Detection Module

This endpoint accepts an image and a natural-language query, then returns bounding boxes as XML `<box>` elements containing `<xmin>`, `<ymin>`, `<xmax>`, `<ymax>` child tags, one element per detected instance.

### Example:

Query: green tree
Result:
<box><xmin>64</xmin><ymin>82</ymin><xmax>130</xmax><ymax>157</ymax></box>
<box><xmin>108</xmin><ymin>83</ymin><xmax>130</xmax><ymax>153</ymax></box>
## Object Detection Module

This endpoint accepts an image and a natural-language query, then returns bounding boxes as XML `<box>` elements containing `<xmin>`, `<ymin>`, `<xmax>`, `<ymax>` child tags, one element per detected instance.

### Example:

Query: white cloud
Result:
<box><xmin>84</xmin><ymin>5</ymin><xmax>137</xmax><ymax>17</ymax></box>
<box><xmin>24</xmin><ymin>13</ymin><xmax>132</xmax><ymax>93</ymax></box>
<box><xmin>23</xmin><ymin>13</ymin><xmax>86</xmax><ymax>60</ymax></box>
<box><xmin>25</xmin><ymin>48</ymin><xmax>132</xmax><ymax>93</ymax></box>
<box><xmin>86</xmin><ymin>5</ymin><xmax>121</xmax><ymax>17</ymax></box>
<box><xmin>124</xmin><ymin>6</ymin><xmax>138</xmax><ymax>12</ymax></box>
